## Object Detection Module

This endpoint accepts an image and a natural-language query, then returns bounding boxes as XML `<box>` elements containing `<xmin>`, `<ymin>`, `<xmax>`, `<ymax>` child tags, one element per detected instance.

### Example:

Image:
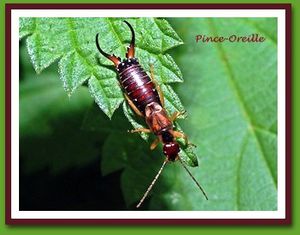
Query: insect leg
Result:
<box><xmin>173</xmin><ymin>130</ymin><xmax>189</xmax><ymax>145</ymax></box>
<box><xmin>124</xmin><ymin>93</ymin><xmax>144</xmax><ymax>117</ymax></box>
<box><xmin>170</xmin><ymin>110</ymin><xmax>187</xmax><ymax>122</ymax></box>
<box><xmin>150</xmin><ymin>138</ymin><xmax>160</xmax><ymax>150</ymax></box>
<box><xmin>150</xmin><ymin>64</ymin><xmax>165</xmax><ymax>107</ymax></box>
<box><xmin>173</xmin><ymin>131</ymin><xmax>197</xmax><ymax>147</ymax></box>
<box><xmin>129</xmin><ymin>128</ymin><xmax>151</xmax><ymax>133</ymax></box>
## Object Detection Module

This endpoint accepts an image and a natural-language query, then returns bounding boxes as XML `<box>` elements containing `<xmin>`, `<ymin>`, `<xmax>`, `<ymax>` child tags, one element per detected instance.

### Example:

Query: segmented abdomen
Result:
<box><xmin>118</xmin><ymin>60</ymin><xmax>161</xmax><ymax>114</ymax></box>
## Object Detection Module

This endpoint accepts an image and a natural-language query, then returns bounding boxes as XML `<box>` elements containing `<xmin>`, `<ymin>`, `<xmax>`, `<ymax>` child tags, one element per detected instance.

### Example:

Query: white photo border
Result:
<box><xmin>10</xmin><ymin>8</ymin><xmax>286</xmax><ymax>220</ymax></box>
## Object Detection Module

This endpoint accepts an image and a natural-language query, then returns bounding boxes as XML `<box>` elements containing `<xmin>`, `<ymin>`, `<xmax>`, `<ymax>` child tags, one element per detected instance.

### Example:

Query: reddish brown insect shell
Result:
<box><xmin>95</xmin><ymin>20</ymin><xmax>208</xmax><ymax>208</ymax></box>
<box><xmin>118</xmin><ymin>59</ymin><xmax>161</xmax><ymax>114</ymax></box>
<box><xmin>96</xmin><ymin>20</ymin><xmax>161</xmax><ymax>115</ymax></box>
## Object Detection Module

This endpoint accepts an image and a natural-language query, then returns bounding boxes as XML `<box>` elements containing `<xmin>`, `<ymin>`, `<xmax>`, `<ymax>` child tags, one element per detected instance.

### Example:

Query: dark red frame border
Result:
<box><xmin>5</xmin><ymin>3</ymin><xmax>292</xmax><ymax>225</ymax></box>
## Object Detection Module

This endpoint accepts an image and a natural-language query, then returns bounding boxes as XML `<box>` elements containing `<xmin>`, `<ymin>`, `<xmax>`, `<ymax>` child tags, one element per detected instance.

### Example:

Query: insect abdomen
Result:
<box><xmin>118</xmin><ymin>59</ymin><xmax>161</xmax><ymax>114</ymax></box>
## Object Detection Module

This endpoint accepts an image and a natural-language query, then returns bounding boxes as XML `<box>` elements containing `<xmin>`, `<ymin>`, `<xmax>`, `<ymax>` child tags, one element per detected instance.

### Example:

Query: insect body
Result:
<box><xmin>96</xmin><ymin>20</ymin><xmax>207</xmax><ymax>208</ymax></box>
<box><xmin>118</xmin><ymin>57</ymin><xmax>161</xmax><ymax>115</ymax></box>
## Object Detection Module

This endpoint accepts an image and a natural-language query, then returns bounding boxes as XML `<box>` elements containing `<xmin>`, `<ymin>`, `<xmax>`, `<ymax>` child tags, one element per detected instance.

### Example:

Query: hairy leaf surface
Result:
<box><xmin>19</xmin><ymin>17</ymin><xmax>183</xmax><ymax>118</ymax></box>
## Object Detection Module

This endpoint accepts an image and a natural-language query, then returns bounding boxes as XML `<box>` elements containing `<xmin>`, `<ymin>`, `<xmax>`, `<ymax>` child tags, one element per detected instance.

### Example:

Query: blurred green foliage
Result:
<box><xmin>19</xmin><ymin>41</ymin><xmax>101</xmax><ymax>174</ymax></box>
<box><xmin>19</xmin><ymin>17</ymin><xmax>277</xmax><ymax>210</ymax></box>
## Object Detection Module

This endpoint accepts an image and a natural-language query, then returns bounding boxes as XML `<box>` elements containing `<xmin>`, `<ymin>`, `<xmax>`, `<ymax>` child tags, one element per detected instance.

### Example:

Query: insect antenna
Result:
<box><xmin>178</xmin><ymin>157</ymin><xmax>208</xmax><ymax>200</ymax></box>
<box><xmin>136</xmin><ymin>159</ymin><xmax>168</xmax><ymax>208</ymax></box>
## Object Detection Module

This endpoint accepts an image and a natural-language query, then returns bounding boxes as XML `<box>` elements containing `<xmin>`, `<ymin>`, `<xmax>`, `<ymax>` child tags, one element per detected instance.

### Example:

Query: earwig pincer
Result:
<box><xmin>96</xmin><ymin>20</ymin><xmax>208</xmax><ymax>208</ymax></box>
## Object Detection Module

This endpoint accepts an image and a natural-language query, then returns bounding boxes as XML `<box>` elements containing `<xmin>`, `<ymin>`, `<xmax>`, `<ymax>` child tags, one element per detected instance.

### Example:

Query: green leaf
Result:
<box><xmin>19</xmin><ymin>17</ymin><xmax>278</xmax><ymax>211</ymax></box>
<box><xmin>123</xmin><ymin>102</ymin><xmax>149</xmax><ymax>141</ymax></box>
<box><xmin>178</xmin><ymin>145</ymin><xmax>198</xmax><ymax>167</ymax></box>
<box><xmin>88</xmin><ymin>75</ymin><xmax>123</xmax><ymax>119</ymax></box>
<box><xmin>101</xmin><ymin>133</ymin><xmax>130</xmax><ymax>176</ymax></box>
<box><xmin>19</xmin><ymin>18</ymin><xmax>35</xmax><ymax>39</ymax></box>
<box><xmin>101</xmin><ymin>17</ymin><xmax>277</xmax><ymax>210</ymax></box>
<box><xmin>19</xmin><ymin>17</ymin><xmax>183</xmax><ymax>118</ymax></box>
<box><xmin>147</xmin><ymin>17</ymin><xmax>277</xmax><ymax>210</ymax></box>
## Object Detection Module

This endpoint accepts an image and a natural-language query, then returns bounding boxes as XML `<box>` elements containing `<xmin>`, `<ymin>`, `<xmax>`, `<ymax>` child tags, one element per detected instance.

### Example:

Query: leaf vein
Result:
<box><xmin>242</xmin><ymin>18</ymin><xmax>277</xmax><ymax>45</ymax></box>
<box><xmin>235</xmin><ymin>133</ymin><xmax>249</xmax><ymax>210</ymax></box>
<box><xmin>208</xmin><ymin>19</ymin><xmax>277</xmax><ymax>189</ymax></box>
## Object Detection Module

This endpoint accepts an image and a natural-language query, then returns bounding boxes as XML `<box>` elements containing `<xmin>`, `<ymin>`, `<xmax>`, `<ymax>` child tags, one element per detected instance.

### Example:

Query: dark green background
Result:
<box><xmin>1</xmin><ymin>0</ymin><xmax>299</xmax><ymax>234</ymax></box>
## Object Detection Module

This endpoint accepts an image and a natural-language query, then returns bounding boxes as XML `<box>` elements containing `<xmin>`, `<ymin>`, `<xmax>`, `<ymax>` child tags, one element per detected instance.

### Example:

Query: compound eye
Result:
<box><xmin>163</xmin><ymin>142</ymin><xmax>180</xmax><ymax>161</ymax></box>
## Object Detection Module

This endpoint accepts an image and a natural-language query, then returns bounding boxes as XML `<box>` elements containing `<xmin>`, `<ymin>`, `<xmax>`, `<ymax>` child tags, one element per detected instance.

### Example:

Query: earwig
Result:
<box><xmin>96</xmin><ymin>20</ymin><xmax>208</xmax><ymax>208</ymax></box>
